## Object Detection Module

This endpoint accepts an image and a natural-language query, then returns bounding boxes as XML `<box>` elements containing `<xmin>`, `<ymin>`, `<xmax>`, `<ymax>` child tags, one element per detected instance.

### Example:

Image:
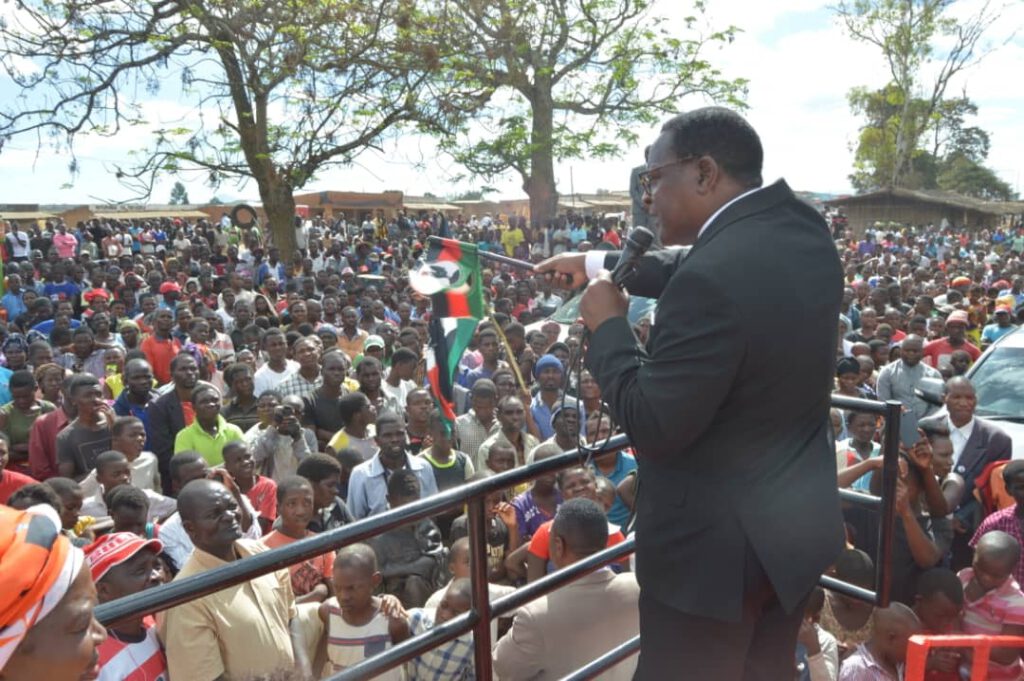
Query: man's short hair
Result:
<box><xmin>334</xmin><ymin>543</ymin><xmax>378</xmax><ymax>574</ymax></box>
<box><xmin>95</xmin><ymin>450</ymin><xmax>128</xmax><ymax>473</ymax></box>
<box><xmin>169</xmin><ymin>351</ymin><xmax>196</xmax><ymax>372</ymax></box>
<box><xmin>106</xmin><ymin>484</ymin><xmax>149</xmax><ymax>515</ymax></box>
<box><xmin>68</xmin><ymin>373</ymin><xmax>100</xmax><ymax>396</ymax></box>
<box><xmin>915</xmin><ymin>568</ymin><xmax>964</xmax><ymax>606</ymax></box>
<box><xmin>275</xmin><ymin>475</ymin><xmax>313</xmax><ymax>504</ymax></box>
<box><xmin>169</xmin><ymin>451</ymin><xmax>205</xmax><ymax>484</ymax></box>
<box><xmin>296</xmin><ymin>453</ymin><xmax>342</xmax><ymax>484</ymax></box>
<box><xmin>338</xmin><ymin>393</ymin><xmax>368</xmax><ymax>424</ymax></box>
<box><xmin>660</xmin><ymin>107</ymin><xmax>763</xmax><ymax>187</ymax></box>
<box><xmin>390</xmin><ymin>347</ymin><xmax>418</xmax><ymax>366</ymax></box>
<box><xmin>375</xmin><ymin>410</ymin><xmax>403</xmax><ymax>431</ymax></box>
<box><xmin>9</xmin><ymin>369</ymin><xmax>36</xmax><ymax>391</ymax></box>
<box><xmin>387</xmin><ymin>468</ymin><xmax>421</xmax><ymax>499</ymax></box>
<box><xmin>8</xmin><ymin>483</ymin><xmax>63</xmax><ymax>512</ymax></box>
<box><xmin>470</xmin><ymin>378</ymin><xmax>497</xmax><ymax>399</ymax></box>
<box><xmin>552</xmin><ymin>498</ymin><xmax>608</xmax><ymax>556</ymax></box>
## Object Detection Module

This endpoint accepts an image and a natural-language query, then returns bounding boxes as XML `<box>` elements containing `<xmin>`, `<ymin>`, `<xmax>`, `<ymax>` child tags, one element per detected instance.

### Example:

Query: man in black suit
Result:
<box><xmin>920</xmin><ymin>376</ymin><xmax>1011</xmax><ymax>568</ymax></box>
<box><xmin>538</xmin><ymin>108</ymin><xmax>845</xmax><ymax>679</ymax></box>
<box><xmin>147</xmin><ymin>352</ymin><xmax>199</xmax><ymax>495</ymax></box>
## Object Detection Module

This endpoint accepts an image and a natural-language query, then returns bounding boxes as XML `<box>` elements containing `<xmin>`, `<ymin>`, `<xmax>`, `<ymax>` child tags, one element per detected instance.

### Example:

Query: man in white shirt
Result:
<box><xmin>253</xmin><ymin>328</ymin><xmax>299</xmax><ymax>397</ymax></box>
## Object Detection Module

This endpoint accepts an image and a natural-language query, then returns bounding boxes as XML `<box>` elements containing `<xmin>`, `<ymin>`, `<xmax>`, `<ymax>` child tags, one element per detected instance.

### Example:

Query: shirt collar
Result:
<box><xmin>947</xmin><ymin>415</ymin><xmax>975</xmax><ymax>438</ymax></box>
<box><xmin>696</xmin><ymin>185</ymin><xmax>767</xmax><ymax>240</ymax></box>
<box><xmin>368</xmin><ymin>451</ymin><xmax>419</xmax><ymax>477</ymax></box>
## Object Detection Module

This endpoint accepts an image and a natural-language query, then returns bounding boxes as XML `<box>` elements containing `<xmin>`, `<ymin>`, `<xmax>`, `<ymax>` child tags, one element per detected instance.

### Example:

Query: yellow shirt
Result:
<box><xmin>501</xmin><ymin>228</ymin><xmax>524</xmax><ymax>256</ymax></box>
<box><xmin>159</xmin><ymin>539</ymin><xmax>297</xmax><ymax>680</ymax></box>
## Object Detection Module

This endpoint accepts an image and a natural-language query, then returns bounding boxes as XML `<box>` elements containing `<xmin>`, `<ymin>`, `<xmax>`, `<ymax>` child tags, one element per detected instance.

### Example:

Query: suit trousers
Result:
<box><xmin>634</xmin><ymin>541</ymin><xmax>809</xmax><ymax>681</ymax></box>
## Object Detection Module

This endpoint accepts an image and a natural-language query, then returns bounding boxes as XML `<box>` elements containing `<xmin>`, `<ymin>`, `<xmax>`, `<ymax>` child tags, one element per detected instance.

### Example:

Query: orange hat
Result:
<box><xmin>0</xmin><ymin>505</ymin><xmax>84</xmax><ymax>670</ymax></box>
<box><xmin>951</xmin><ymin>276</ymin><xmax>972</xmax><ymax>288</ymax></box>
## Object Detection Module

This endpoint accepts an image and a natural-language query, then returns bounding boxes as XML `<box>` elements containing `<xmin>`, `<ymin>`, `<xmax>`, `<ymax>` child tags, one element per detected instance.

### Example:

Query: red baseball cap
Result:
<box><xmin>945</xmin><ymin>310</ymin><xmax>970</xmax><ymax>326</ymax></box>
<box><xmin>84</xmin><ymin>532</ymin><xmax>162</xmax><ymax>582</ymax></box>
<box><xmin>996</xmin><ymin>305</ymin><xmax>1013</xmax><ymax>315</ymax></box>
<box><xmin>159</xmin><ymin>281</ymin><xmax>181</xmax><ymax>294</ymax></box>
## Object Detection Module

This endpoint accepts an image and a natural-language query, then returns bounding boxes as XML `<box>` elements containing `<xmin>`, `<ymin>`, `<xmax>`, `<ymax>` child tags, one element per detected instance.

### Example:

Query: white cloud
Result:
<box><xmin>0</xmin><ymin>0</ymin><xmax>1021</xmax><ymax>204</ymax></box>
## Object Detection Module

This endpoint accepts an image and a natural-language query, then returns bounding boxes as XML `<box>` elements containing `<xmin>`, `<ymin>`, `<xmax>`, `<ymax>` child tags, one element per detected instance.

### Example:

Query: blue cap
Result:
<box><xmin>533</xmin><ymin>354</ymin><xmax>563</xmax><ymax>378</ymax></box>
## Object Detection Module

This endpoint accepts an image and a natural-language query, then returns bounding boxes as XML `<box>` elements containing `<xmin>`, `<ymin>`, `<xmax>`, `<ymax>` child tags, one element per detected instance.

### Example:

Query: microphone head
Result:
<box><xmin>626</xmin><ymin>227</ymin><xmax>655</xmax><ymax>251</ymax></box>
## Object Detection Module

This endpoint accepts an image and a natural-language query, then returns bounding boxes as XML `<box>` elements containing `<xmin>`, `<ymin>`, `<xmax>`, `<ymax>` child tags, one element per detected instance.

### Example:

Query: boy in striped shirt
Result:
<box><xmin>959</xmin><ymin>530</ymin><xmax>1024</xmax><ymax>680</ymax></box>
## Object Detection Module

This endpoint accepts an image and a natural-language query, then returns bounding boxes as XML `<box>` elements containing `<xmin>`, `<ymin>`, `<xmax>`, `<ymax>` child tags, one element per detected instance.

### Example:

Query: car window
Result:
<box><xmin>548</xmin><ymin>292</ymin><xmax>655</xmax><ymax>326</ymax></box>
<box><xmin>971</xmin><ymin>346</ymin><xmax>1024</xmax><ymax>419</ymax></box>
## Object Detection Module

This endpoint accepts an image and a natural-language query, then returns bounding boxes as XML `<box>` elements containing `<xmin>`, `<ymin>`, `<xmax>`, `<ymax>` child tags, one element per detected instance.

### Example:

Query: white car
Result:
<box><xmin>965</xmin><ymin>326</ymin><xmax>1024</xmax><ymax>459</ymax></box>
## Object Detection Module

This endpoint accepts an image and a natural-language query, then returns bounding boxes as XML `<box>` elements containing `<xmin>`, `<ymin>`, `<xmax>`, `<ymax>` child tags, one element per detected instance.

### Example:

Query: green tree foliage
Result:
<box><xmin>439</xmin><ymin>0</ymin><xmax>747</xmax><ymax>227</ymax></box>
<box><xmin>169</xmin><ymin>181</ymin><xmax>190</xmax><ymax>205</ymax></box>
<box><xmin>0</xmin><ymin>0</ymin><xmax>484</xmax><ymax>256</ymax></box>
<box><xmin>836</xmin><ymin>0</ymin><xmax>1000</xmax><ymax>190</ymax></box>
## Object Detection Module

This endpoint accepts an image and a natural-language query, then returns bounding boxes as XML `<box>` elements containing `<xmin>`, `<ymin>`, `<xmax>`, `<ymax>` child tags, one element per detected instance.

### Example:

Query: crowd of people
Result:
<box><xmin>1</xmin><ymin>208</ymin><xmax>1024</xmax><ymax>680</ymax></box>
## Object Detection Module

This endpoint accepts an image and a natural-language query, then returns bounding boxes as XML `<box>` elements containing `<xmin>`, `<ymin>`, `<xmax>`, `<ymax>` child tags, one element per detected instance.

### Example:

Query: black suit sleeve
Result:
<box><xmin>147</xmin><ymin>398</ymin><xmax>176</xmax><ymax>495</ymax></box>
<box><xmin>601</xmin><ymin>249</ymin><xmax>687</xmax><ymax>300</ymax></box>
<box><xmin>586</xmin><ymin>267</ymin><xmax>744</xmax><ymax>462</ymax></box>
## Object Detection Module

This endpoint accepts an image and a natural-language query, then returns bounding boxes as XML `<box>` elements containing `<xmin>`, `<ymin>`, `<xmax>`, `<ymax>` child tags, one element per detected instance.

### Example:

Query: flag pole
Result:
<box><xmin>491</xmin><ymin>315</ymin><xmax>529</xmax><ymax>392</ymax></box>
<box><xmin>426</xmin><ymin>236</ymin><xmax>535</xmax><ymax>272</ymax></box>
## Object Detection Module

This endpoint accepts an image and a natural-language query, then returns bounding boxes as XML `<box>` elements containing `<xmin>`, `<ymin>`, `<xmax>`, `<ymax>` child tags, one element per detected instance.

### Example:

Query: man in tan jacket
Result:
<box><xmin>493</xmin><ymin>498</ymin><xmax>639</xmax><ymax>680</ymax></box>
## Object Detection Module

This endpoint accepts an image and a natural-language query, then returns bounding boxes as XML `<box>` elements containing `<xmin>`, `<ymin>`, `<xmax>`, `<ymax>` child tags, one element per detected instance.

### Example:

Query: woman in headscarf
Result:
<box><xmin>1</xmin><ymin>335</ymin><xmax>30</xmax><ymax>373</ymax></box>
<box><xmin>33</xmin><ymin>364</ymin><xmax>65</xmax><ymax>406</ymax></box>
<box><xmin>0</xmin><ymin>504</ymin><xmax>106</xmax><ymax>680</ymax></box>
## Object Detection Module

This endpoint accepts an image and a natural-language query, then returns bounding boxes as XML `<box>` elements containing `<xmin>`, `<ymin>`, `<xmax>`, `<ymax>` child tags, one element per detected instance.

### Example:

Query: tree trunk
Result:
<box><xmin>259</xmin><ymin>177</ymin><xmax>298</xmax><ymax>259</ymax></box>
<box><xmin>523</xmin><ymin>88</ymin><xmax>558</xmax><ymax>229</ymax></box>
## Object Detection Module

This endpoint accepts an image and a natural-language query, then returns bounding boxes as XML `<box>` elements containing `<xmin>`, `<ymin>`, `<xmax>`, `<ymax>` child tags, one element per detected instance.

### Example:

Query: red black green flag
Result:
<box><xmin>410</xmin><ymin>237</ymin><xmax>485</xmax><ymax>319</ymax></box>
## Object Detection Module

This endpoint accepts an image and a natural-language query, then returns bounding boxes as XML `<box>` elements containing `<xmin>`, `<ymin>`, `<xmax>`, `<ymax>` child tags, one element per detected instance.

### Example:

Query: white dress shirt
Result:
<box><xmin>947</xmin><ymin>415</ymin><xmax>976</xmax><ymax>468</ymax></box>
<box><xmin>584</xmin><ymin>185</ymin><xmax>768</xmax><ymax>279</ymax></box>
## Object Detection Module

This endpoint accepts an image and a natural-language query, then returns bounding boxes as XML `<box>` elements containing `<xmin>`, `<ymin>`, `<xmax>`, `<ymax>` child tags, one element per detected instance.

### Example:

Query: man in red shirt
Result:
<box><xmin>0</xmin><ymin>434</ymin><xmax>35</xmax><ymax>503</ymax></box>
<box><xmin>922</xmin><ymin>310</ymin><xmax>980</xmax><ymax>369</ymax></box>
<box><xmin>140</xmin><ymin>307</ymin><xmax>181</xmax><ymax>386</ymax></box>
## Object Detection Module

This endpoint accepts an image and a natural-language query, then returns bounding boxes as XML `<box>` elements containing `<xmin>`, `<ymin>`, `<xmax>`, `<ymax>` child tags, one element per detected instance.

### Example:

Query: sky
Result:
<box><xmin>0</xmin><ymin>0</ymin><xmax>1021</xmax><ymax>206</ymax></box>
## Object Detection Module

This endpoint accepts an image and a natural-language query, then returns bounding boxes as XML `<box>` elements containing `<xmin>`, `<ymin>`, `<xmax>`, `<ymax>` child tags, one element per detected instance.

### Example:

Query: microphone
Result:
<box><xmin>610</xmin><ymin>227</ymin><xmax>655</xmax><ymax>289</ymax></box>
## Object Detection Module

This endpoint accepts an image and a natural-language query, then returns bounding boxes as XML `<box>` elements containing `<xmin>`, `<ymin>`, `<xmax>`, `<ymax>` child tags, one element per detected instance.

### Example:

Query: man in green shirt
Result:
<box><xmin>174</xmin><ymin>383</ymin><xmax>243</xmax><ymax>466</ymax></box>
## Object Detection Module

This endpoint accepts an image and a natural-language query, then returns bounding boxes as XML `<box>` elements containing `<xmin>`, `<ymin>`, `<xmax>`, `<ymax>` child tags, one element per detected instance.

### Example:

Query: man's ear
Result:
<box><xmin>695</xmin><ymin>156</ymin><xmax>720</xmax><ymax>193</ymax></box>
<box><xmin>372</xmin><ymin>571</ymin><xmax>383</xmax><ymax>588</ymax></box>
<box><xmin>551</xmin><ymin>532</ymin><xmax>565</xmax><ymax>564</ymax></box>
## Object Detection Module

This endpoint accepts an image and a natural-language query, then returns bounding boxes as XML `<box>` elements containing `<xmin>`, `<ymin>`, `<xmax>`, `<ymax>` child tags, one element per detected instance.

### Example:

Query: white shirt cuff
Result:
<box><xmin>585</xmin><ymin>251</ymin><xmax>608</xmax><ymax>280</ymax></box>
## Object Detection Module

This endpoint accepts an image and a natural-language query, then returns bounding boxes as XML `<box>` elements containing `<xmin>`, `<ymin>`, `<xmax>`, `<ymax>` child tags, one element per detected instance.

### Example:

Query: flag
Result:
<box><xmin>409</xmin><ymin>237</ymin><xmax>485</xmax><ymax>319</ymax></box>
<box><xmin>427</xmin><ymin>316</ymin><xmax>478</xmax><ymax>431</ymax></box>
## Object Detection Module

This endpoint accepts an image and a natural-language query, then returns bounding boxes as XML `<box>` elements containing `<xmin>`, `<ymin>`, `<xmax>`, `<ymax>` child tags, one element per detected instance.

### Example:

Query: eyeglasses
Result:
<box><xmin>638</xmin><ymin>156</ymin><xmax>698</xmax><ymax>194</ymax></box>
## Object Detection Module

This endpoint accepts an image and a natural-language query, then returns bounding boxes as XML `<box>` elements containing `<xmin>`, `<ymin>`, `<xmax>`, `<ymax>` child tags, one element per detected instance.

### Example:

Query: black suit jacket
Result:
<box><xmin>918</xmin><ymin>413</ymin><xmax>1011</xmax><ymax>522</ymax></box>
<box><xmin>586</xmin><ymin>180</ymin><xmax>845</xmax><ymax>622</ymax></box>
<box><xmin>148</xmin><ymin>390</ymin><xmax>186</xmax><ymax>495</ymax></box>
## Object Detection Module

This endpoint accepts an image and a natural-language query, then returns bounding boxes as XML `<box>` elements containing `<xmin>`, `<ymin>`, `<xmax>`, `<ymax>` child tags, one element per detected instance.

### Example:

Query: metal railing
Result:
<box><xmin>94</xmin><ymin>396</ymin><xmax>902</xmax><ymax>680</ymax></box>
<box><xmin>904</xmin><ymin>634</ymin><xmax>1024</xmax><ymax>680</ymax></box>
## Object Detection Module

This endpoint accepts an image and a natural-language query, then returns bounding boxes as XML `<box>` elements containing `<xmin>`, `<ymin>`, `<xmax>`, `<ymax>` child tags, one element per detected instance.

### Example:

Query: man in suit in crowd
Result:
<box><xmin>147</xmin><ymin>353</ymin><xmax>199</xmax><ymax>494</ymax></box>
<box><xmin>493</xmin><ymin>498</ymin><xmax>639</xmax><ymax>680</ymax></box>
<box><xmin>538</xmin><ymin>107</ymin><xmax>845</xmax><ymax>679</ymax></box>
<box><xmin>920</xmin><ymin>376</ymin><xmax>1011</xmax><ymax>568</ymax></box>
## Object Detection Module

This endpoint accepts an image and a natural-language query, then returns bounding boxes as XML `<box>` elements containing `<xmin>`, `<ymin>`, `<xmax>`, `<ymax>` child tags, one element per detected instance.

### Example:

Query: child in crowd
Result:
<box><xmin>510</xmin><ymin>443</ymin><xmax>561</xmax><ymax>543</ymax></box>
<box><xmin>368</xmin><ymin>470</ymin><xmax>445</xmax><ymax>607</ymax></box>
<box><xmin>318</xmin><ymin>543</ymin><xmax>409</xmax><ymax>680</ymax></box>
<box><xmin>80</xmin><ymin>450</ymin><xmax>176</xmax><ymax>523</ymax></box>
<box><xmin>260</xmin><ymin>475</ymin><xmax>334</xmax><ymax>603</ymax></box>
<box><xmin>223</xmin><ymin>440</ymin><xmax>277</xmax><ymax>534</ymax></box>
<box><xmin>820</xmin><ymin>549</ymin><xmax>877</xmax><ymax>659</ymax></box>
<box><xmin>450</xmin><ymin>473</ymin><xmax>519</xmax><ymax>585</ymax></box>
<box><xmin>517</xmin><ymin>467</ymin><xmax>626</xmax><ymax>583</ymax></box>
<box><xmin>85</xmin><ymin>532</ymin><xmax>168</xmax><ymax>681</ymax></box>
<box><xmin>836</xmin><ymin>412</ymin><xmax>882</xmax><ymax>492</ymax></box>
<box><xmin>44</xmin><ymin>476</ymin><xmax>95</xmax><ymax>546</ymax></box>
<box><xmin>913</xmin><ymin>568</ymin><xmax>965</xmax><ymax>681</ymax></box>
<box><xmin>425</xmin><ymin>537</ymin><xmax>516</xmax><ymax>643</ymax></box>
<box><xmin>335</xmin><ymin>447</ymin><xmax>366</xmax><ymax>501</ymax></box>
<box><xmin>418</xmin><ymin>409</ymin><xmax>475</xmax><ymax>540</ymax></box>
<box><xmin>81</xmin><ymin>416</ymin><xmax>161</xmax><ymax>495</ymax></box>
<box><xmin>405</xmin><ymin>578</ymin><xmax>476</xmax><ymax>680</ymax></box>
<box><xmin>839</xmin><ymin>603</ymin><xmax>921</xmax><ymax>681</ymax></box>
<box><xmin>107</xmin><ymin>485</ymin><xmax>156</xmax><ymax>537</ymax></box>
<box><xmin>296</xmin><ymin>453</ymin><xmax>354</xmax><ymax>533</ymax></box>
<box><xmin>795</xmin><ymin>587</ymin><xmax>839</xmax><ymax>681</ymax></box>
<box><xmin>959</xmin><ymin>530</ymin><xmax>1024</xmax><ymax>680</ymax></box>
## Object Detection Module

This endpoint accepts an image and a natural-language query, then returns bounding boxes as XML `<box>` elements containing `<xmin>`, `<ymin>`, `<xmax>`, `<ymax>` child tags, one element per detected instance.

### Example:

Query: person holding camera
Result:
<box><xmin>246</xmin><ymin>391</ymin><xmax>317</xmax><ymax>482</ymax></box>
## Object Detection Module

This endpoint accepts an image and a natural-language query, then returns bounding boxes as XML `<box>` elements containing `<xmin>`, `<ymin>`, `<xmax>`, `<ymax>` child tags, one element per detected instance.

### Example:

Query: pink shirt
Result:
<box><xmin>970</xmin><ymin>506</ymin><xmax>1024</xmax><ymax>587</ymax></box>
<box><xmin>838</xmin><ymin>643</ymin><xmax>899</xmax><ymax>681</ymax></box>
<box><xmin>52</xmin><ymin>232</ymin><xmax>78</xmax><ymax>259</ymax></box>
<box><xmin>958</xmin><ymin>567</ymin><xmax>1024</xmax><ymax>680</ymax></box>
